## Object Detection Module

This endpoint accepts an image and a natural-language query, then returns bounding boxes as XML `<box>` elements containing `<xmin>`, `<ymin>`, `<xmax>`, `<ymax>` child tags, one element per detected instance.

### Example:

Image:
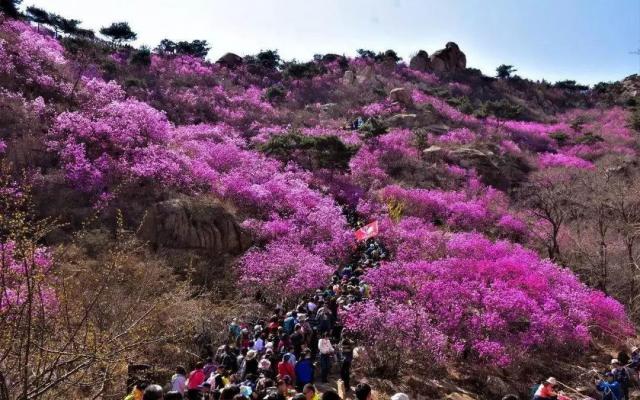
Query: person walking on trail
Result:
<box><xmin>186</xmin><ymin>362</ymin><xmax>206</xmax><ymax>400</ymax></box>
<box><xmin>611</xmin><ymin>359</ymin><xmax>630</xmax><ymax>400</ymax></box>
<box><xmin>533</xmin><ymin>377</ymin><xmax>558</xmax><ymax>400</ymax></box>
<box><xmin>170</xmin><ymin>366</ymin><xmax>187</xmax><ymax>395</ymax></box>
<box><xmin>291</xmin><ymin>325</ymin><xmax>305</xmax><ymax>358</ymax></box>
<box><xmin>278</xmin><ymin>353</ymin><xmax>296</xmax><ymax>381</ymax></box>
<box><xmin>597</xmin><ymin>372</ymin><xmax>623</xmax><ymax>400</ymax></box>
<box><xmin>318</xmin><ymin>333</ymin><xmax>335</xmax><ymax>383</ymax></box>
<box><xmin>243</xmin><ymin>350</ymin><xmax>259</xmax><ymax>379</ymax></box>
<box><xmin>294</xmin><ymin>350</ymin><xmax>315</xmax><ymax>391</ymax></box>
<box><xmin>339</xmin><ymin>335</ymin><xmax>354</xmax><ymax>392</ymax></box>
<box><xmin>229</xmin><ymin>319</ymin><xmax>242</xmax><ymax>345</ymax></box>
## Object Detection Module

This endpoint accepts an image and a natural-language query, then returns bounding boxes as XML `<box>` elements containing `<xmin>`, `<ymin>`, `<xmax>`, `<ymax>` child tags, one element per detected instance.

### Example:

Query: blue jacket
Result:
<box><xmin>597</xmin><ymin>380</ymin><xmax>622</xmax><ymax>400</ymax></box>
<box><xmin>283</xmin><ymin>317</ymin><xmax>296</xmax><ymax>334</ymax></box>
<box><xmin>294</xmin><ymin>358</ymin><xmax>314</xmax><ymax>384</ymax></box>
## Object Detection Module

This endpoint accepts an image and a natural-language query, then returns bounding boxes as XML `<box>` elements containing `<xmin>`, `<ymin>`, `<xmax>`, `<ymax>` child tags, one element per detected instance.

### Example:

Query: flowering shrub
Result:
<box><xmin>0</xmin><ymin>241</ymin><xmax>57</xmax><ymax>316</ymax></box>
<box><xmin>0</xmin><ymin>19</ymin><xmax>70</xmax><ymax>94</ymax></box>
<box><xmin>240</xmin><ymin>239</ymin><xmax>334</xmax><ymax>303</ymax></box>
<box><xmin>538</xmin><ymin>153</ymin><xmax>594</xmax><ymax>169</ymax></box>
<box><xmin>344</xmin><ymin>232</ymin><xmax>633</xmax><ymax>367</ymax></box>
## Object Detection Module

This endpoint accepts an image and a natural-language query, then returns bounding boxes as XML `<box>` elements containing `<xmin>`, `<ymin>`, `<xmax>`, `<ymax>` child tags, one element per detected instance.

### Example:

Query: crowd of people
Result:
<box><xmin>124</xmin><ymin>209</ymin><xmax>389</xmax><ymax>400</ymax></box>
<box><xmin>531</xmin><ymin>348</ymin><xmax>640</xmax><ymax>400</ymax></box>
<box><xmin>123</xmin><ymin>205</ymin><xmax>640</xmax><ymax>400</ymax></box>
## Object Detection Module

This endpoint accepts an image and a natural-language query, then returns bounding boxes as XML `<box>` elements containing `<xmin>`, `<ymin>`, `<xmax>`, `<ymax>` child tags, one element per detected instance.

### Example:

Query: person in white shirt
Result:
<box><xmin>170</xmin><ymin>365</ymin><xmax>187</xmax><ymax>395</ymax></box>
<box><xmin>318</xmin><ymin>333</ymin><xmax>335</xmax><ymax>383</ymax></box>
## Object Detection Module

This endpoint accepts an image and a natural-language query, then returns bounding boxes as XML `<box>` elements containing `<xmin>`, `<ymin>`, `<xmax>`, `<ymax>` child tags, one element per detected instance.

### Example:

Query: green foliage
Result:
<box><xmin>359</xmin><ymin>117</ymin><xmax>388</xmax><ymax>138</ymax></box>
<box><xmin>549</xmin><ymin>131</ymin><xmax>569</xmax><ymax>145</ymax></box>
<box><xmin>282</xmin><ymin>61</ymin><xmax>326</xmax><ymax>79</ymax></box>
<box><xmin>0</xmin><ymin>0</ymin><xmax>21</xmax><ymax>18</ymax></box>
<box><xmin>574</xmin><ymin>132</ymin><xmax>604</xmax><ymax>145</ymax></box>
<box><xmin>447</xmin><ymin>96</ymin><xmax>475</xmax><ymax>115</ymax></box>
<box><xmin>130</xmin><ymin>46</ymin><xmax>151</xmax><ymax>67</ymax></box>
<box><xmin>356</xmin><ymin>49</ymin><xmax>400</xmax><ymax>62</ymax></box>
<box><xmin>260</xmin><ymin>133</ymin><xmax>357</xmax><ymax>170</ymax></box>
<box><xmin>496</xmin><ymin>64</ymin><xmax>517</xmax><ymax>79</ymax></box>
<box><xmin>554</xmin><ymin>80</ymin><xmax>589</xmax><ymax>91</ymax></box>
<box><xmin>629</xmin><ymin>106</ymin><xmax>640</xmax><ymax>132</ymax></box>
<box><xmin>475</xmin><ymin>99</ymin><xmax>523</xmax><ymax>122</ymax></box>
<box><xmin>264</xmin><ymin>84</ymin><xmax>286</xmax><ymax>103</ymax></box>
<box><xmin>100</xmin><ymin>21</ymin><xmax>137</xmax><ymax>44</ymax></box>
<box><xmin>570</xmin><ymin>116</ymin><xmax>587</xmax><ymax>132</ymax></box>
<box><xmin>25</xmin><ymin>6</ymin><xmax>50</xmax><ymax>24</ymax></box>
<box><xmin>356</xmin><ymin>49</ymin><xmax>376</xmax><ymax>59</ymax></box>
<box><xmin>155</xmin><ymin>39</ymin><xmax>210</xmax><ymax>59</ymax></box>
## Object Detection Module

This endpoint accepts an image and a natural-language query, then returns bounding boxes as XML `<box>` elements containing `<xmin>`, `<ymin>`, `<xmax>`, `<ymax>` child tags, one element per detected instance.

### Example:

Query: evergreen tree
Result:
<box><xmin>496</xmin><ymin>64</ymin><xmax>517</xmax><ymax>79</ymax></box>
<box><xmin>100</xmin><ymin>21</ymin><xmax>137</xmax><ymax>45</ymax></box>
<box><xmin>25</xmin><ymin>5</ymin><xmax>50</xmax><ymax>25</ymax></box>
<box><xmin>0</xmin><ymin>0</ymin><xmax>21</xmax><ymax>18</ymax></box>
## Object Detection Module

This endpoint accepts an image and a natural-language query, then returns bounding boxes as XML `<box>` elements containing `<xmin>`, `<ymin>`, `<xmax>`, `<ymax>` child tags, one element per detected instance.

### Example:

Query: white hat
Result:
<box><xmin>259</xmin><ymin>358</ymin><xmax>271</xmax><ymax>370</ymax></box>
<box><xmin>611</xmin><ymin>359</ymin><xmax>620</xmax><ymax>365</ymax></box>
<box><xmin>391</xmin><ymin>393</ymin><xmax>409</xmax><ymax>400</ymax></box>
<box><xmin>545</xmin><ymin>377</ymin><xmax>557</xmax><ymax>386</ymax></box>
<box><xmin>246</xmin><ymin>350</ymin><xmax>257</xmax><ymax>360</ymax></box>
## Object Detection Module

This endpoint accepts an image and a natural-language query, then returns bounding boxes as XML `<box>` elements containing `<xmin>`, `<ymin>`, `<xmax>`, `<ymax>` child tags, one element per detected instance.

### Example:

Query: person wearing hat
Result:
<box><xmin>533</xmin><ymin>377</ymin><xmax>558</xmax><ymax>400</ymax></box>
<box><xmin>243</xmin><ymin>350</ymin><xmax>259</xmax><ymax>379</ymax></box>
<box><xmin>258</xmin><ymin>358</ymin><xmax>273</xmax><ymax>379</ymax></box>
<box><xmin>610</xmin><ymin>359</ymin><xmax>630</xmax><ymax>400</ymax></box>
<box><xmin>597</xmin><ymin>372</ymin><xmax>623</xmax><ymax>400</ymax></box>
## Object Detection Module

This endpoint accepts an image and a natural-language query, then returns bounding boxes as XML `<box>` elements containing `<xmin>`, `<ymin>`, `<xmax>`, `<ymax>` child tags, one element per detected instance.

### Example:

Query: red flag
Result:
<box><xmin>355</xmin><ymin>220</ymin><xmax>379</xmax><ymax>241</ymax></box>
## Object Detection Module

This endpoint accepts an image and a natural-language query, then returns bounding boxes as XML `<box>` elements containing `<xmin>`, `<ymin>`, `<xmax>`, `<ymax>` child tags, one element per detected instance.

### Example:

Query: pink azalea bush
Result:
<box><xmin>538</xmin><ymin>153</ymin><xmax>594</xmax><ymax>169</ymax></box>
<box><xmin>0</xmin><ymin>241</ymin><xmax>57</xmax><ymax>316</ymax></box>
<box><xmin>344</xmin><ymin>231</ymin><xmax>633</xmax><ymax>367</ymax></box>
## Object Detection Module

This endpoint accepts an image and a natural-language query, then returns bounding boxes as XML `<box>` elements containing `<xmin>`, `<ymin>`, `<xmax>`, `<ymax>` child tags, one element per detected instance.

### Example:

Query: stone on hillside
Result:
<box><xmin>389</xmin><ymin>87</ymin><xmax>413</xmax><ymax>107</ymax></box>
<box><xmin>409</xmin><ymin>50</ymin><xmax>430</xmax><ymax>71</ymax></box>
<box><xmin>342</xmin><ymin>70</ymin><xmax>355</xmax><ymax>85</ymax></box>
<box><xmin>426</xmin><ymin>124</ymin><xmax>451</xmax><ymax>135</ymax></box>
<box><xmin>429</xmin><ymin>42</ymin><xmax>467</xmax><ymax>73</ymax></box>
<box><xmin>139</xmin><ymin>197</ymin><xmax>251</xmax><ymax>255</ymax></box>
<box><xmin>216</xmin><ymin>52</ymin><xmax>243</xmax><ymax>69</ymax></box>
<box><xmin>386</xmin><ymin>113</ymin><xmax>417</xmax><ymax>128</ymax></box>
<box><xmin>356</xmin><ymin>65</ymin><xmax>374</xmax><ymax>83</ymax></box>
<box><xmin>448</xmin><ymin>146</ymin><xmax>530</xmax><ymax>191</ymax></box>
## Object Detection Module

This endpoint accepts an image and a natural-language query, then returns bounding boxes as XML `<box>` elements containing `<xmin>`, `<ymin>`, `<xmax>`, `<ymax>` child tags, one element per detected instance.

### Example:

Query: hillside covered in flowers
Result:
<box><xmin>1</xmin><ymin>7</ymin><xmax>639</xmax><ymax>399</ymax></box>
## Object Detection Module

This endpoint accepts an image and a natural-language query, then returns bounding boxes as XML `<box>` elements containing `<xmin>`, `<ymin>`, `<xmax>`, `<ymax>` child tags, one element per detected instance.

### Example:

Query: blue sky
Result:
<box><xmin>25</xmin><ymin>0</ymin><xmax>640</xmax><ymax>84</ymax></box>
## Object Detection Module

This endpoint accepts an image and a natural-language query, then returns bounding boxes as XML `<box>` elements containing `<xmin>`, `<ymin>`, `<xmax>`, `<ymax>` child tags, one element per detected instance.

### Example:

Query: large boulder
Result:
<box><xmin>389</xmin><ymin>87</ymin><xmax>413</xmax><ymax>107</ymax></box>
<box><xmin>429</xmin><ymin>42</ymin><xmax>466</xmax><ymax>73</ymax></box>
<box><xmin>139</xmin><ymin>197</ymin><xmax>251</xmax><ymax>255</ymax></box>
<box><xmin>216</xmin><ymin>52</ymin><xmax>243</xmax><ymax>69</ymax></box>
<box><xmin>409</xmin><ymin>50</ymin><xmax>430</xmax><ymax>71</ymax></box>
<box><xmin>447</xmin><ymin>146</ymin><xmax>530</xmax><ymax>191</ymax></box>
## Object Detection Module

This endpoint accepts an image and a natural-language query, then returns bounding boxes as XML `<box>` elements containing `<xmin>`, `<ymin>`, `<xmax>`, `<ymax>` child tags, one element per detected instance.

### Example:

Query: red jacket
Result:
<box><xmin>277</xmin><ymin>361</ymin><xmax>296</xmax><ymax>381</ymax></box>
<box><xmin>187</xmin><ymin>369</ymin><xmax>205</xmax><ymax>390</ymax></box>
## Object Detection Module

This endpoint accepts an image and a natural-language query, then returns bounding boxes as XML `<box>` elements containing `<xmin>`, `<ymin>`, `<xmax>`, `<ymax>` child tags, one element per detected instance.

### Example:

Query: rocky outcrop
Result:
<box><xmin>429</xmin><ymin>42</ymin><xmax>466</xmax><ymax>73</ymax></box>
<box><xmin>389</xmin><ymin>87</ymin><xmax>413</xmax><ymax>107</ymax></box>
<box><xmin>216</xmin><ymin>52</ymin><xmax>243</xmax><ymax>69</ymax></box>
<box><xmin>409</xmin><ymin>50</ymin><xmax>430</xmax><ymax>71</ymax></box>
<box><xmin>447</xmin><ymin>146</ymin><xmax>530</xmax><ymax>191</ymax></box>
<box><xmin>139</xmin><ymin>197</ymin><xmax>251</xmax><ymax>255</ymax></box>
